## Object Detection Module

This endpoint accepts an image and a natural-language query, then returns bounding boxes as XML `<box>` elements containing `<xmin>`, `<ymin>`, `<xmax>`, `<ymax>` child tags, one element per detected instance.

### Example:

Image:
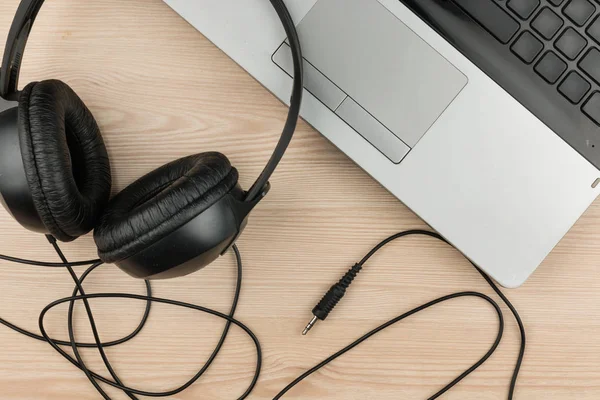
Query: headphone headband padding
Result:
<box><xmin>18</xmin><ymin>80</ymin><xmax>111</xmax><ymax>241</ymax></box>
<box><xmin>94</xmin><ymin>152</ymin><xmax>239</xmax><ymax>263</ymax></box>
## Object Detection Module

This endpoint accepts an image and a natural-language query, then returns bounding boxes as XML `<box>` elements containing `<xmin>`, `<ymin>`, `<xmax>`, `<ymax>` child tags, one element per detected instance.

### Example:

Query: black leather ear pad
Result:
<box><xmin>94</xmin><ymin>152</ymin><xmax>239</xmax><ymax>263</ymax></box>
<box><xmin>18</xmin><ymin>80</ymin><xmax>112</xmax><ymax>242</ymax></box>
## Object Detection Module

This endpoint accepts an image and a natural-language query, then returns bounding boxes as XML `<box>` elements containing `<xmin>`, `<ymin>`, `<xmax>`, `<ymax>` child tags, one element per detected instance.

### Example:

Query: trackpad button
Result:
<box><xmin>336</xmin><ymin>97</ymin><xmax>410</xmax><ymax>163</ymax></box>
<box><xmin>294</xmin><ymin>0</ymin><xmax>468</xmax><ymax>147</ymax></box>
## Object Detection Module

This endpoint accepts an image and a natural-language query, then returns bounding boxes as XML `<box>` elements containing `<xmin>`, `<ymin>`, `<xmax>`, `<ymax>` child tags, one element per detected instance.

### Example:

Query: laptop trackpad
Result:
<box><xmin>279</xmin><ymin>0</ymin><xmax>467</xmax><ymax>149</ymax></box>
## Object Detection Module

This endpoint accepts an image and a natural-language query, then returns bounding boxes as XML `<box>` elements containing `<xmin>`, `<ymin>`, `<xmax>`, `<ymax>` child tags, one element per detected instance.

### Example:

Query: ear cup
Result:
<box><xmin>18</xmin><ymin>80</ymin><xmax>112</xmax><ymax>241</ymax></box>
<box><xmin>93</xmin><ymin>152</ymin><xmax>239</xmax><ymax>263</ymax></box>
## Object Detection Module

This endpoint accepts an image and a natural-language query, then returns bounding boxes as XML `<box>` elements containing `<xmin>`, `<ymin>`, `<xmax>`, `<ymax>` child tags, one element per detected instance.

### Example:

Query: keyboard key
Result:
<box><xmin>508</xmin><ymin>0</ymin><xmax>540</xmax><ymax>19</ymax></box>
<box><xmin>555</xmin><ymin>27</ymin><xmax>588</xmax><ymax>59</ymax></box>
<box><xmin>582</xmin><ymin>91</ymin><xmax>600</xmax><ymax>125</ymax></box>
<box><xmin>559</xmin><ymin>71</ymin><xmax>591</xmax><ymax>102</ymax></box>
<box><xmin>454</xmin><ymin>0</ymin><xmax>520</xmax><ymax>43</ymax></box>
<box><xmin>535</xmin><ymin>51</ymin><xmax>568</xmax><ymax>82</ymax></box>
<box><xmin>563</xmin><ymin>0</ymin><xmax>596</xmax><ymax>26</ymax></box>
<box><xmin>511</xmin><ymin>31</ymin><xmax>544</xmax><ymax>62</ymax></box>
<box><xmin>579</xmin><ymin>47</ymin><xmax>600</xmax><ymax>83</ymax></box>
<box><xmin>549</xmin><ymin>0</ymin><xmax>565</xmax><ymax>5</ymax></box>
<box><xmin>532</xmin><ymin>7</ymin><xmax>564</xmax><ymax>39</ymax></box>
<box><xmin>587</xmin><ymin>16</ymin><xmax>600</xmax><ymax>44</ymax></box>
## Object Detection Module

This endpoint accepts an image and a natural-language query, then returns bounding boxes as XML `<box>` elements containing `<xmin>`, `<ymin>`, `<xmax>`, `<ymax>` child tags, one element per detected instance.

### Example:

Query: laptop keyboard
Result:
<box><xmin>456</xmin><ymin>0</ymin><xmax>600</xmax><ymax>124</ymax></box>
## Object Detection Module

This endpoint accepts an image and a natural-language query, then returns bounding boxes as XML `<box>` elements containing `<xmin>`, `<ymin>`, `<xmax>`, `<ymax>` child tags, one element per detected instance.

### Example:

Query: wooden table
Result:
<box><xmin>0</xmin><ymin>1</ymin><xmax>599</xmax><ymax>399</ymax></box>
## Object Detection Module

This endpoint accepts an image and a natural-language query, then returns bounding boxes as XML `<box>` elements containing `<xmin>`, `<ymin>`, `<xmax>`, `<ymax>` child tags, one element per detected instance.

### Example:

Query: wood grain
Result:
<box><xmin>0</xmin><ymin>1</ymin><xmax>599</xmax><ymax>399</ymax></box>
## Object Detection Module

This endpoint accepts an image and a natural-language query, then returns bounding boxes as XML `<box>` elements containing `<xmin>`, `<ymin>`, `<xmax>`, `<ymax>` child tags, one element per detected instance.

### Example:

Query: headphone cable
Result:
<box><xmin>0</xmin><ymin>230</ymin><xmax>525</xmax><ymax>399</ymax></box>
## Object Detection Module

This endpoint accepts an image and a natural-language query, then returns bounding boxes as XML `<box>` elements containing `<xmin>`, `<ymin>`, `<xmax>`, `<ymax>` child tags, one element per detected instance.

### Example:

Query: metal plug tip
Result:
<box><xmin>302</xmin><ymin>316</ymin><xmax>318</xmax><ymax>335</ymax></box>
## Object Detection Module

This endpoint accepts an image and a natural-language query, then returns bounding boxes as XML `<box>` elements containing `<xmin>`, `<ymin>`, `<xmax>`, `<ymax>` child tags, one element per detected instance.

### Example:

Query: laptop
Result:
<box><xmin>163</xmin><ymin>0</ymin><xmax>600</xmax><ymax>288</ymax></box>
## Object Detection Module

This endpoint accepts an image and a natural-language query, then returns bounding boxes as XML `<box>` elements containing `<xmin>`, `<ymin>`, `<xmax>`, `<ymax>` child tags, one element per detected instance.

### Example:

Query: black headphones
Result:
<box><xmin>0</xmin><ymin>0</ymin><xmax>303</xmax><ymax>280</ymax></box>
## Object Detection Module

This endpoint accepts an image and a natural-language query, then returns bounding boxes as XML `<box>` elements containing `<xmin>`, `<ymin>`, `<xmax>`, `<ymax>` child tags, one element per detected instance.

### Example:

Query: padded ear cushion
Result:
<box><xmin>18</xmin><ymin>80</ymin><xmax>112</xmax><ymax>242</ymax></box>
<box><xmin>93</xmin><ymin>152</ymin><xmax>239</xmax><ymax>263</ymax></box>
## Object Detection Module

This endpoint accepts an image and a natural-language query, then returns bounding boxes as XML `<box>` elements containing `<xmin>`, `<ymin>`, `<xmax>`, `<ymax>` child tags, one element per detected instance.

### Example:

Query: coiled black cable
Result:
<box><xmin>1</xmin><ymin>239</ymin><xmax>262</xmax><ymax>400</ymax></box>
<box><xmin>0</xmin><ymin>230</ymin><xmax>525</xmax><ymax>399</ymax></box>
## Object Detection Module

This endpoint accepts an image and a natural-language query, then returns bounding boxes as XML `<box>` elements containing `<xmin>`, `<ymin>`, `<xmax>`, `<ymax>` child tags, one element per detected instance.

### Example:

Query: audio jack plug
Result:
<box><xmin>302</xmin><ymin>263</ymin><xmax>363</xmax><ymax>335</ymax></box>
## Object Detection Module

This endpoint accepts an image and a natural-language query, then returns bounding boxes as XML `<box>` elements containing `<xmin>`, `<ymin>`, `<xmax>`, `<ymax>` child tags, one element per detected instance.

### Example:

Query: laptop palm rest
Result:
<box><xmin>273</xmin><ymin>0</ymin><xmax>467</xmax><ymax>161</ymax></box>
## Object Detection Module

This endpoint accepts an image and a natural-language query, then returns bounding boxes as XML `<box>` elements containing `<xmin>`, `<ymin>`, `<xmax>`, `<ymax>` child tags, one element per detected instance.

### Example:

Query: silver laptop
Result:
<box><xmin>164</xmin><ymin>0</ymin><xmax>600</xmax><ymax>288</ymax></box>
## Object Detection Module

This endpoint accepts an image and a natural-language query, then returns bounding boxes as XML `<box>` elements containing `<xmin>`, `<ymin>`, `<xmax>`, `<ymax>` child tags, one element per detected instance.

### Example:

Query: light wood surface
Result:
<box><xmin>0</xmin><ymin>1</ymin><xmax>599</xmax><ymax>399</ymax></box>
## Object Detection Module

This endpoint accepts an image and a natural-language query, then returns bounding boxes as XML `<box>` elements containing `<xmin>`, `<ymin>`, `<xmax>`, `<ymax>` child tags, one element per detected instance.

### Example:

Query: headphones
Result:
<box><xmin>0</xmin><ymin>0</ymin><xmax>303</xmax><ymax>280</ymax></box>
